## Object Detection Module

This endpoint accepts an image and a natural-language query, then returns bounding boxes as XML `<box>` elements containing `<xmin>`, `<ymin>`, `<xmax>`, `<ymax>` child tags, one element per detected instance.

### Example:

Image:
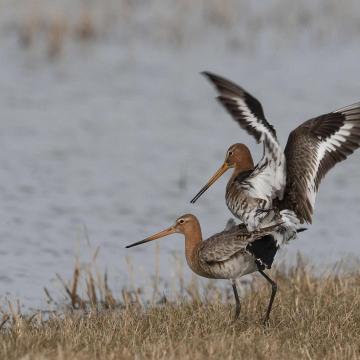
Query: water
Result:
<box><xmin>1</xmin><ymin>1</ymin><xmax>360</xmax><ymax>309</ymax></box>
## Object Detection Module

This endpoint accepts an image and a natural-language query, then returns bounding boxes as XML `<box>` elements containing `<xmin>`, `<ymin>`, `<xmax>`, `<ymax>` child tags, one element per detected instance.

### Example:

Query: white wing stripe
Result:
<box><xmin>306</xmin><ymin>122</ymin><xmax>354</xmax><ymax>207</ymax></box>
<box><xmin>235</xmin><ymin>98</ymin><xmax>278</xmax><ymax>148</ymax></box>
<box><xmin>235</xmin><ymin>96</ymin><xmax>286</xmax><ymax>201</ymax></box>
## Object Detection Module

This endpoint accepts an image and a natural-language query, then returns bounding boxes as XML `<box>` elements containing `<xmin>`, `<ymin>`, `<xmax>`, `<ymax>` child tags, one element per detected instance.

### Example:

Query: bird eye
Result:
<box><xmin>228</xmin><ymin>151</ymin><xmax>233</xmax><ymax>156</ymax></box>
<box><xmin>179</xmin><ymin>219</ymin><xmax>185</xmax><ymax>224</ymax></box>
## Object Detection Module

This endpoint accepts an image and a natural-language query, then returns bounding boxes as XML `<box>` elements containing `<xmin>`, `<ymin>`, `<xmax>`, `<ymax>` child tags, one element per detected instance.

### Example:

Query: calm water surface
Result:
<box><xmin>0</xmin><ymin>28</ymin><xmax>360</xmax><ymax>308</ymax></box>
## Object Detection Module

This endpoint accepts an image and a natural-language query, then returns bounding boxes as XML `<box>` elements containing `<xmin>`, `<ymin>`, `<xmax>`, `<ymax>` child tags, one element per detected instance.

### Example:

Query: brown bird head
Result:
<box><xmin>125</xmin><ymin>214</ymin><xmax>200</xmax><ymax>248</ymax></box>
<box><xmin>190</xmin><ymin>143</ymin><xmax>254</xmax><ymax>203</ymax></box>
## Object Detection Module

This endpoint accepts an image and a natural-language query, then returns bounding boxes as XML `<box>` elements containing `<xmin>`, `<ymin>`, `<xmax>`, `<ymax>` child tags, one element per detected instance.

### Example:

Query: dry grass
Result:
<box><xmin>1</xmin><ymin>257</ymin><xmax>360</xmax><ymax>359</ymax></box>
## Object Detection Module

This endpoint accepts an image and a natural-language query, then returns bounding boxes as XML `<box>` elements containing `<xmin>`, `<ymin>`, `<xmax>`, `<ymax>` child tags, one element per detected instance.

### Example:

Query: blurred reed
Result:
<box><xmin>6</xmin><ymin>0</ymin><xmax>360</xmax><ymax>59</ymax></box>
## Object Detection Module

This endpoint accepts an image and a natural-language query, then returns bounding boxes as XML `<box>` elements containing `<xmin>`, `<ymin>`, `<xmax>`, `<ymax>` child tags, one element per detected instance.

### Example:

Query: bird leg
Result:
<box><xmin>258</xmin><ymin>269</ymin><xmax>277</xmax><ymax>324</ymax></box>
<box><xmin>232</xmin><ymin>280</ymin><xmax>241</xmax><ymax>320</ymax></box>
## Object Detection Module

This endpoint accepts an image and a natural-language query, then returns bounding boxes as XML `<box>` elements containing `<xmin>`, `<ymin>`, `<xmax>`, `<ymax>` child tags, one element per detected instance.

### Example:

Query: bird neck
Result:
<box><xmin>183</xmin><ymin>220</ymin><xmax>203</xmax><ymax>274</ymax></box>
<box><xmin>229</xmin><ymin>159</ymin><xmax>254</xmax><ymax>185</ymax></box>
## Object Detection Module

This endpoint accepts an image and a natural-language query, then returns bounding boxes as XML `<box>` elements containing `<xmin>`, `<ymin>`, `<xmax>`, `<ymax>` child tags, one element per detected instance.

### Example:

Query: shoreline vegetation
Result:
<box><xmin>3</xmin><ymin>0</ymin><xmax>360</xmax><ymax>59</ymax></box>
<box><xmin>1</xmin><ymin>255</ymin><xmax>360</xmax><ymax>359</ymax></box>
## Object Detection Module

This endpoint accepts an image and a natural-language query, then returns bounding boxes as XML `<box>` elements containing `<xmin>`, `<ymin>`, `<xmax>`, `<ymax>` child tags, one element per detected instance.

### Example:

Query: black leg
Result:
<box><xmin>232</xmin><ymin>280</ymin><xmax>241</xmax><ymax>320</ymax></box>
<box><xmin>258</xmin><ymin>270</ymin><xmax>277</xmax><ymax>324</ymax></box>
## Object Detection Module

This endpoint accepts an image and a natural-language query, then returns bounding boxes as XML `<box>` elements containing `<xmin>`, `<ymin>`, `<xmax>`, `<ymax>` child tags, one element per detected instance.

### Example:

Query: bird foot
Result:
<box><xmin>232</xmin><ymin>305</ymin><xmax>241</xmax><ymax>322</ymax></box>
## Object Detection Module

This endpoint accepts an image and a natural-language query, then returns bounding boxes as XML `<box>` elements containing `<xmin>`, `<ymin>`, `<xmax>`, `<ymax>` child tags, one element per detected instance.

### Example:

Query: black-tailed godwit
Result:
<box><xmin>191</xmin><ymin>72</ymin><xmax>360</xmax><ymax>245</ymax></box>
<box><xmin>126</xmin><ymin>214</ymin><xmax>283</xmax><ymax>323</ymax></box>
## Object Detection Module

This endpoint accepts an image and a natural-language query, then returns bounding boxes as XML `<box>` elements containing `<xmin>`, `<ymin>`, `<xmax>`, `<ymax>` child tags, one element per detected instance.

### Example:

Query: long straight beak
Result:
<box><xmin>125</xmin><ymin>226</ymin><xmax>176</xmax><ymax>248</ymax></box>
<box><xmin>190</xmin><ymin>162</ymin><xmax>229</xmax><ymax>203</ymax></box>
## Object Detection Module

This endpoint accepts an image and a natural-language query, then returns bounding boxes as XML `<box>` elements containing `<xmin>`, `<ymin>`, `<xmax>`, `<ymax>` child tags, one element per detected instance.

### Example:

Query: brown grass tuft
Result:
<box><xmin>1</xmin><ymin>257</ymin><xmax>360</xmax><ymax>359</ymax></box>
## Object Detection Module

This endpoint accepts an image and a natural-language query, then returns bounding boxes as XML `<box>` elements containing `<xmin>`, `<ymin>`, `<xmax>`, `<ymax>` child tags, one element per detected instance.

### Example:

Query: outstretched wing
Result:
<box><xmin>282</xmin><ymin>102</ymin><xmax>360</xmax><ymax>224</ymax></box>
<box><xmin>203</xmin><ymin>71</ymin><xmax>286</xmax><ymax>200</ymax></box>
<box><xmin>202</xmin><ymin>71</ymin><xmax>280</xmax><ymax>156</ymax></box>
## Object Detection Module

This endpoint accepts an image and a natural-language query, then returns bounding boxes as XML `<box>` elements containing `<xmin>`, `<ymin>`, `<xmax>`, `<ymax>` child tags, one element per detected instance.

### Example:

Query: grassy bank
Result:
<box><xmin>1</xmin><ymin>259</ymin><xmax>360</xmax><ymax>359</ymax></box>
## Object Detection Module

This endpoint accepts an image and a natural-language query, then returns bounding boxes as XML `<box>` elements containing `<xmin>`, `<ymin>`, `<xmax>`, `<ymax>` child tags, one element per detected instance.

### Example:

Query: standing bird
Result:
<box><xmin>191</xmin><ymin>72</ymin><xmax>360</xmax><ymax>245</ymax></box>
<box><xmin>126</xmin><ymin>214</ymin><xmax>283</xmax><ymax>323</ymax></box>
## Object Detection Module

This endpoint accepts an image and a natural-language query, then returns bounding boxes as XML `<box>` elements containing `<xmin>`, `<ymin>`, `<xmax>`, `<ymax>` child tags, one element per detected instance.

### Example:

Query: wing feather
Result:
<box><xmin>203</xmin><ymin>71</ymin><xmax>286</xmax><ymax>201</ymax></box>
<box><xmin>202</xmin><ymin>71</ymin><xmax>279</xmax><ymax>154</ymax></box>
<box><xmin>282</xmin><ymin>102</ymin><xmax>360</xmax><ymax>223</ymax></box>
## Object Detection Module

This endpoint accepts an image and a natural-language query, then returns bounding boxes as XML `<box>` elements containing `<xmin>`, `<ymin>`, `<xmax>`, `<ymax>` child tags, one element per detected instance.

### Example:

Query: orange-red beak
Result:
<box><xmin>190</xmin><ymin>162</ymin><xmax>229</xmax><ymax>203</ymax></box>
<box><xmin>126</xmin><ymin>226</ymin><xmax>176</xmax><ymax>248</ymax></box>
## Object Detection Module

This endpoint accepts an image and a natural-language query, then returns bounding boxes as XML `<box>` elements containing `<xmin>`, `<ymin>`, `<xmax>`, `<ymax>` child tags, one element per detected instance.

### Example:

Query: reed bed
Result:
<box><xmin>0</xmin><ymin>254</ymin><xmax>360</xmax><ymax>359</ymax></box>
<box><xmin>3</xmin><ymin>0</ymin><xmax>360</xmax><ymax>59</ymax></box>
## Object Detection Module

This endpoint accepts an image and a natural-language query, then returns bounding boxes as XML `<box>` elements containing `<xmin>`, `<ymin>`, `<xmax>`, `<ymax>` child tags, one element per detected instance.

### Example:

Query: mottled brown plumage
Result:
<box><xmin>191</xmin><ymin>143</ymin><xmax>280</xmax><ymax>231</ymax></box>
<box><xmin>282</xmin><ymin>107</ymin><xmax>360</xmax><ymax>223</ymax></box>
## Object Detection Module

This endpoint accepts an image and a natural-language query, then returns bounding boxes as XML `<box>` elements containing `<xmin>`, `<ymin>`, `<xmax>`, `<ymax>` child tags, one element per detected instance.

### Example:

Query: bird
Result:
<box><xmin>190</xmin><ymin>71</ymin><xmax>360</xmax><ymax>245</ymax></box>
<box><xmin>126</xmin><ymin>214</ymin><xmax>283</xmax><ymax>323</ymax></box>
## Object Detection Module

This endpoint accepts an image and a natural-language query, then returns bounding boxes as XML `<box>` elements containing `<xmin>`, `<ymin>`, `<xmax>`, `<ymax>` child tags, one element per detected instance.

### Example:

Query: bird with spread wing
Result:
<box><xmin>191</xmin><ymin>72</ymin><xmax>360</xmax><ymax>245</ymax></box>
